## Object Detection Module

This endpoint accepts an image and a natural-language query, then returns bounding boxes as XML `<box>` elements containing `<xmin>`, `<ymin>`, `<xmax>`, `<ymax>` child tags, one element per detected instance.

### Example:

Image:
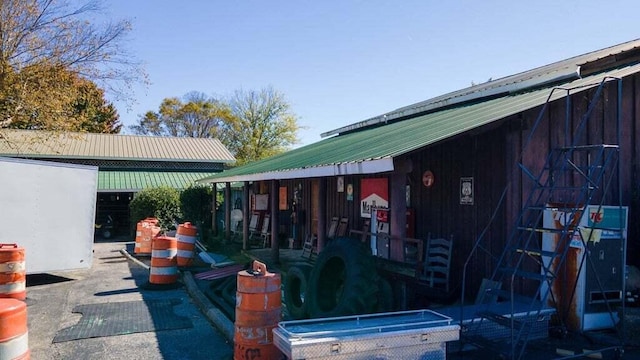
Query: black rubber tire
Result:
<box><xmin>306</xmin><ymin>237</ymin><xmax>379</xmax><ymax>318</ymax></box>
<box><xmin>376</xmin><ymin>277</ymin><xmax>394</xmax><ymax>313</ymax></box>
<box><xmin>284</xmin><ymin>264</ymin><xmax>313</xmax><ymax>320</ymax></box>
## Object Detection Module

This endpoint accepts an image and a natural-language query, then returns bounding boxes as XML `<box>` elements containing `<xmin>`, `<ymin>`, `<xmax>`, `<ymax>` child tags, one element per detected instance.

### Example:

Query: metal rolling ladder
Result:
<box><xmin>460</xmin><ymin>77</ymin><xmax>623</xmax><ymax>360</ymax></box>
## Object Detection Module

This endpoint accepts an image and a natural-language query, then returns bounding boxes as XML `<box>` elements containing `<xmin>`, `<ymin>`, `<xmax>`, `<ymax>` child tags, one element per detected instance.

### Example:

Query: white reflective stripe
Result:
<box><xmin>0</xmin><ymin>261</ymin><xmax>25</xmax><ymax>272</ymax></box>
<box><xmin>176</xmin><ymin>234</ymin><xmax>197</xmax><ymax>244</ymax></box>
<box><xmin>177</xmin><ymin>250</ymin><xmax>193</xmax><ymax>258</ymax></box>
<box><xmin>0</xmin><ymin>330</ymin><xmax>28</xmax><ymax>359</ymax></box>
<box><xmin>0</xmin><ymin>282</ymin><xmax>25</xmax><ymax>293</ymax></box>
<box><xmin>136</xmin><ymin>231</ymin><xmax>142</xmax><ymax>236</ymax></box>
<box><xmin>150</xmin><ymin>266</ymin><xmax>178</xmax><ymax>275</ymax></box>
<box><xmin>134</xmin><ymin>243</ymin><xmax>142</xmax><ymax>248</ymax></box>
<box><xmin>151</xmin><ymin>249</ymin><xmax>177</xmax><ymax>258</ymax></box>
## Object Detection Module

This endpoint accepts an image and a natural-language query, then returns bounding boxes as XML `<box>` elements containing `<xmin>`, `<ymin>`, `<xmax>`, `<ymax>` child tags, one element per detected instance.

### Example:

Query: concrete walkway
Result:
<box><xmin>26</xmin><ymin>240</ymin><xmax>234</xmax><ymax>360</ymax></box>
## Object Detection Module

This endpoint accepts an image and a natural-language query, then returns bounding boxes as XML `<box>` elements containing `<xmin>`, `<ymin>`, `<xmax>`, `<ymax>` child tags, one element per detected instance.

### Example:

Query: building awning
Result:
<box><xmin>198</xmin><ymin>63</ymin><xmax>640</xmax><ymax>184</ymax></box>
<box><xmin>98</xmin><ymin>171</ymin><xmax>218</xmax><ymax>192</ymax></box>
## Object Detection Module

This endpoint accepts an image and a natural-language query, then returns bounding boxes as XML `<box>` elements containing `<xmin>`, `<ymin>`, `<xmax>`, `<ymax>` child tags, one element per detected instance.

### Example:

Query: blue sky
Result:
<box><xmin>106</xmin><ymin>1</ymin><xmax>639</xmax><ymax>147</ymax></box>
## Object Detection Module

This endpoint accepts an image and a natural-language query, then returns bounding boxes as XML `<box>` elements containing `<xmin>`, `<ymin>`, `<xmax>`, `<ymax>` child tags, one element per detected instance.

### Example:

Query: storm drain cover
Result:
<box><xmin>53</xmin><ymin>299</ymin><xmax>192</xmax><ymax>342</ymax></box>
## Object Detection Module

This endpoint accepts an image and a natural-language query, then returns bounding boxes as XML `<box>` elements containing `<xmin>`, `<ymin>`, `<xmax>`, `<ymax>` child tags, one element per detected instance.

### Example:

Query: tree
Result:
<box><xmin>129</xmin><ymin>92</ymin><xmax>232</xmax><ymax>138</ymax></box>
<box><xmin>131</xmin><ymin>87</ymin><xmax>301</xmax><ymax>165</ymax></box>
<box><xmin>0</xmin><ymin>0</ymin><xmax>142</xmax><ymax>131</ymax></box>
<box><xmin>4</xmin><ymin>64</ymin><xmax>121</xmax><ymax>133</ymax></box>
<box><xmin>220</xmin><ymin>87</ymin><xmax>299</xmax><ymax>165</ymax></box>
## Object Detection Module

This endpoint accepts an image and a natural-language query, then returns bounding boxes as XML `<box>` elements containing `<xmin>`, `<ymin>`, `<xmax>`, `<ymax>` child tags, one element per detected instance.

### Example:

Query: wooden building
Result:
<box><xmin>201</xmin><ymin>39</ymin><xmax>640</xmax><ymax>299</ymax></box>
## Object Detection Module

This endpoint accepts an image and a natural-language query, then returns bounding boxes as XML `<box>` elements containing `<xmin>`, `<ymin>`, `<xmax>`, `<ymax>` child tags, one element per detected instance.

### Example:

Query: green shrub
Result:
<box><xmin>129</xmin><ymin>186</ymin><xmax>181</xmax><ymax>232</ymax></box>
<box><xmin>180</xmin><ymin>185</ymin><xmax>213</xmax><ymax>228</ymax></box>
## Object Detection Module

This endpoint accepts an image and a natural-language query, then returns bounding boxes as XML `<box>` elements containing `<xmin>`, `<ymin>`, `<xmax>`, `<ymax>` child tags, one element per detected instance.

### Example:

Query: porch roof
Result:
<box><xmin>198</xmin><ymin>63</ymin><xmax>640</xmax><ymax>184</ymax></box>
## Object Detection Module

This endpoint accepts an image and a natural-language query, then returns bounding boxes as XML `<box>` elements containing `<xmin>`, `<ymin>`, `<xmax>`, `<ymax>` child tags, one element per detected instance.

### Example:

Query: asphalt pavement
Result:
<box><xmin>25</xmin><ymin>239</ymin><xmax>234</xmax><ymax>360</ymax></box>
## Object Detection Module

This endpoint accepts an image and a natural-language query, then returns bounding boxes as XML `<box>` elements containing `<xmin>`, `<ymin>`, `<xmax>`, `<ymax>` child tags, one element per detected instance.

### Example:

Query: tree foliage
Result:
<box><xmin>0</xmin><ymin>0</ymin><xmax>142</xmax><ymax>132</ymax></box>
<box><xmin>129</xmin><ymin>186</ymin><xmax>181</xmax><ymax>232</ymax></box>
<box><xmin>3</xmin><ymin>64</ymin><xmax>121</xmax><ymax>133</ymax></box>
<box><xmin>129</xmin><ymin>92</ymin><xmax>232</xmax><ymax>138</ymax></box>
<box><xmin>220</xmin><ymin>87</ymin><xmax>299</xmax><ymax>165</ymax></box>
<box><xmin>131</xmin><ymin>87</ymin><xmax>300</xmax><ymax>165</ymax></box>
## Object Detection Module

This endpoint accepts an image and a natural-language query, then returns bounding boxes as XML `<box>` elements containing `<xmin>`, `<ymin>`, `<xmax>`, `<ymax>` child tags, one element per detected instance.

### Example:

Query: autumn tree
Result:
<box><xmin>0</xmin><ymin>0</ymin><xmax>142</xmax><ymax>132</ymax></box>
<box><xmin>129</xmin><ymin>92</ymin><xmax>232</xmax><ymax>138</ymax></box>
<box><xmin>220</xmin><ymin>87</ymin><xmax>299</xmax><ymax>165</ymax></box>
<box><xmin>5</xmin><ymin>64</ymin><xmax>121</xmax><ymax>133</ymax></box>
<box><xmin>130</xmin><ymin>87</ymin><xmax>301</xmax><ymax>165</ymax></box>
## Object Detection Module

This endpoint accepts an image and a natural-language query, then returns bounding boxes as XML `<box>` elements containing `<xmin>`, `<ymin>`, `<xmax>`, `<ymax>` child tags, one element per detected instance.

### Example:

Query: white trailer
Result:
<box><xmin>0</xmin><ymin>157</ymin><xmax>97</xmax><ymax>274</ymax></box>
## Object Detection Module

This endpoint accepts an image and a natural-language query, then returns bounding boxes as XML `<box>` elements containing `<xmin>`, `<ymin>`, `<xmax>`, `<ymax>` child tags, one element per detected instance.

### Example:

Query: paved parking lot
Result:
<box><xmin>25</xmin><ymin>240</ymin><xmax>233</xmax><ymax>360</ymax></box>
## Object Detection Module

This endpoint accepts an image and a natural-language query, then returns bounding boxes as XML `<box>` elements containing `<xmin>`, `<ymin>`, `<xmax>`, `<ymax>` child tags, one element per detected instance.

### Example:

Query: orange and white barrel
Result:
<box><xmin>135</xmin><ymin>218</ymin><xmax>160</xmax><ymax>255</ymax></box>
<box><xmin>149</xmin><ymin>236</ymin><xmax>178</xmax><ymax>285</ymax></box>
<box><xmin>0</xmin><ymin>244</ymin><xmax>26</xmax><ymax>301</ymax></box>
<box><xmin>0</xmin><ymin>298</ymin><xmax>29</xmax><ymax>360</ymax></box>
<box><xmin>176</xmin><ymin>222</ymin><xmax>198</xmax><ymax>267</ymax></box>
<box><xmin>234</xmin><ymin>261</ymin><xmax>282</xmax><ymax>360</ymax></box>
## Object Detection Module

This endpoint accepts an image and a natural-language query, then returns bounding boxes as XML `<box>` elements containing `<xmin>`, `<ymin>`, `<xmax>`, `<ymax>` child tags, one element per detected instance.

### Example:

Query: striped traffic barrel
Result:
<box><xmin>0</xmin><ymin>244</ymin><xmax>26</xmax><ymax>300</ymax></box>
<box><xmin>134</xmin><ymin>218</ymin><xmax>160</xmax><ymax>255</ymax></box>
<box><xmin>0</xmin><ymin>298</ymin><xmax>29</xmax><ymax>359</ymax></box>
<box><xmin>176</xmin><ymin>222</ymin><xmax>198</xmax><ymax>267</ymax></box>
<box><xmin>234</xmin><ymin>261</ymin><xmax>282</xmax><ymax>360</ymax></box>
<box><xmin>149</xmin><ymin>236</ymin><xmax>178</xmax><ymax>285</ymax></box>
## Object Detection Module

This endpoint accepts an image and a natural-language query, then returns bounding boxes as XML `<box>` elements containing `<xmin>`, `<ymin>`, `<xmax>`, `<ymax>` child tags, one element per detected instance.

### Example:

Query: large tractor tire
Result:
<box><xmin>284</xmin><ymin>264</ymin><xmax>313</xmax><ymax>320</ymax></box>
<box><xmin>306</xmin><ymin>237</ymin><xmax>379</xmax><ymax>318</ymax></box>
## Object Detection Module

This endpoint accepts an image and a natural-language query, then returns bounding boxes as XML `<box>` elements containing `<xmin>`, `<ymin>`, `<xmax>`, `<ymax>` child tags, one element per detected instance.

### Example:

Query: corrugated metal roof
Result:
<box><xmin>0</xmin><ymin>130</ymin><xmax>236</xmax><ymax>163</ymax></box>
<box><xmin>98</xmin><ymin>171</ymin><xmax>217</xmax><ymax>192</ymax></box>
<box><xmin>323</xmin><ymin>38</ymin><xmax>640</xmax><ymax>137</ymax></box>
<box><xmin>200</xmin><ymin>63</ymin><xmax>640</xmax><ymax>184</ymax></box>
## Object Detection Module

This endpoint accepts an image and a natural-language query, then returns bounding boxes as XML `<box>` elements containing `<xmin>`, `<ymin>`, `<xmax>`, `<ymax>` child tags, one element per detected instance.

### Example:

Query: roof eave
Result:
<box><xmin>198</xmin><ymin>157</ymin><xmax>395</xmax><ymax>184</ymax></box>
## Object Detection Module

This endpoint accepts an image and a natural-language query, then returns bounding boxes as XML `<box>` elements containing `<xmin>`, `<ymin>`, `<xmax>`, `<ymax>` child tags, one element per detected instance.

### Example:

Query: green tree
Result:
<box><xmin>129</xmin><ymin>92</ymin><xmax>232</xmax><ymax>138</ymax></box>
<box><xmin>0</xmin><ymin>0</ymin><xmax>142</xmax><ymax>132</ymax></box>
<box><xmin>220</xmin><ymin>87</ymin><xmax>300</xmax><ymax>165</ymax></box>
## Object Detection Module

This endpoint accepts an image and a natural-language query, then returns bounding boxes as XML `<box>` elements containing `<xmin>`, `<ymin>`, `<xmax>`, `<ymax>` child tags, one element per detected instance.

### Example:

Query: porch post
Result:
<box><xmin>242</xmin><ymin>181</ymin><xmax>250</xmax><ymax>250</ymax></box>
<box><xmin>224</xmin><ymin>182</ymin><xmax>231</xmax><ymax>239</ymax></box>
<box><xmin>317</xmin><ymin>178</ymin><xmax>327</xmax><ymax>252</ymax></box>
<box><xmin>390</xmin><ymin>158</ymin><xmax>412</xmax><ymax>261</ymax></box>
<box><xmin>212</xmin><ymin>182</ymin><xmax>218</xmax><ymax>235</ymax></box>
<box><xmin>270</xmin><ymin>179</ymin><xmax>280</xmax><ymax>264</ymax></box>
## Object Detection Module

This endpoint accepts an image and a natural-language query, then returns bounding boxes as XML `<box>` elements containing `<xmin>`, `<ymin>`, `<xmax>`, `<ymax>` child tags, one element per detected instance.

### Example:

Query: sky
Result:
<box><xmin>104</xmin><ymin>1</ymin><xmax>640</xmax><ymax>148</ymax></box>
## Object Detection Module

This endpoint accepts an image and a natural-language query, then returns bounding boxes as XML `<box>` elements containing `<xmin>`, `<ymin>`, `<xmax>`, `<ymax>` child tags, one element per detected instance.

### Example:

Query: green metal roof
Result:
<box><xmin>0</xmin><ymin>130</ymin><xmax>235</xmax><ymax>163</ymax></box>
<box><xmin>98</xmin><ymin>171</ymin><xmax>217</xmax><ymax>192</ymax></box>
<box><xmin>200</xmin><ymin>62</ymin><xmax>640</xmax><ymax>184</ymax></box>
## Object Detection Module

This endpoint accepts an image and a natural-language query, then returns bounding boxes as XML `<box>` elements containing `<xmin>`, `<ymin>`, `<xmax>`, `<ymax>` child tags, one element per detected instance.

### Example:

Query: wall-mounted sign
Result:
<box><xmin>255</xmin><ymin>193</ymin><xmax>269</xmax><ymax>211</ymax></box>
<box><xmin>346</xmin><ymin>184</ymin><xmax>354</xmax><ymax>201</ymax></box>
<box><xmin>337</xmin><ymin>176</ymin><xmax>344</xmax><ymax>192</ymax></box>
<box><xmin>279</xmin><ymin>187</ymin><xmax>288</xmax><ymax>210</ymax></box>
<box><xmin>460</xmin><ymin>177</ymin><xmax>474</xmax><ymax>205</ymax></box>
<box><xmin>422</xmin><ymin>170</ymin><xmax>435</xmax><ymax>188</ymax></box>
<box><xmin>361</xmin><ymin>178</ymin><xmax>389</xmax><ymax>218</ymax></box>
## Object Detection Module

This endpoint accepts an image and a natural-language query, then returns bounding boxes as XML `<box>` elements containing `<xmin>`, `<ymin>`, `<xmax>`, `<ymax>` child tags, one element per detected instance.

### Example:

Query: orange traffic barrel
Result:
<box><xmin>176</xmin><ymin>222</ymin><xmax>198</xmax><ymax>267</ymax></box>
<box><xmin>0</xmin><ymin>298</ymin><xmax>29</xmax><ymax>359</ymax></box>
<box><xmin>135</xmin><ymin>218</ymin><xmax>160</xmax><ymax>255</ymax></box>
<box><xmin>149</xmin><ymin>236</ymin><xmax>178</xmax><ymax>285</ymax></box>
<box><xmin>234</xmin><ymin>261</ymin><xmax>282</xmax><ymax>360</ymax></box>
<box><xmin>0</xmin><ymin>244</ymin><xmax>26</xmax><ymax>301</ymax></box>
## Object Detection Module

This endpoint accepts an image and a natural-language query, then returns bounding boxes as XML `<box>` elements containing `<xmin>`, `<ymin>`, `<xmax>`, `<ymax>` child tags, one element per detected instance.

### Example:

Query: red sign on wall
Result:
<box><xmin>361</xmin><ymin>178</ymin><xmax>389</xmax><ymax>218</ymax></box>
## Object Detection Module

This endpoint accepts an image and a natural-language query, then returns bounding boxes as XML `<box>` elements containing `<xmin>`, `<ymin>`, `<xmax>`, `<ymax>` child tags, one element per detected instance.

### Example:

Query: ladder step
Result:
<box><xmin>515</xmin><ymin>248</ymin><xmax>559</xmax><ymax>258</ymax></box>
<box><xmin>477</xmin><ymin>310</ymin><xmax>524</xmax><ymax>331</ymax></box>
<box><xmin>556</xmin><ymin>144</ymin><xmax>618</xmax><ymax>151</ymax></box>
<box><xmin>516</xmin><ymin>226</ymin><xmax>575</xmax><ymax>234</ymax></box>
<box><xmin>498</xmin><ymin>267</ymin><xmax>554</xmax><ymax>281</ymax></box>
